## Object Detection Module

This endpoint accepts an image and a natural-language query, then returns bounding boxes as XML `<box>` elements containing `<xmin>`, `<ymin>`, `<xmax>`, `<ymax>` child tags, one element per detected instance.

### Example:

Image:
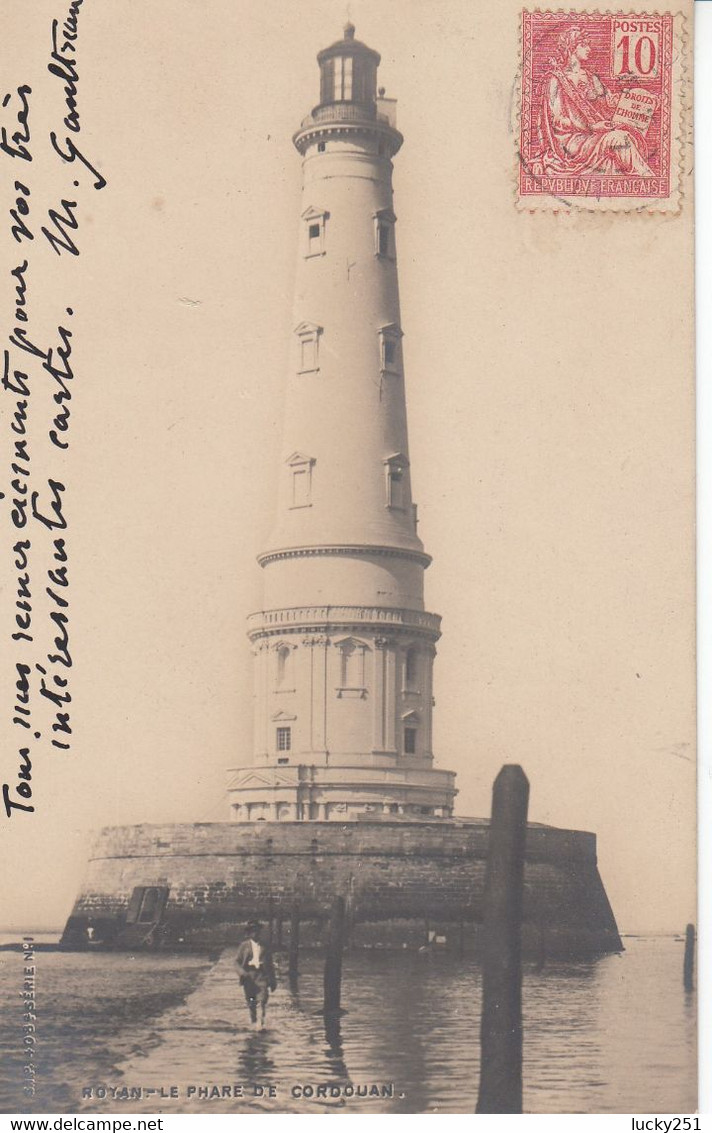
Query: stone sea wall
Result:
<box><xmin>61</xmin><ymin>820</ymin><xmax>622</xmax><ymax>956</ymax></box>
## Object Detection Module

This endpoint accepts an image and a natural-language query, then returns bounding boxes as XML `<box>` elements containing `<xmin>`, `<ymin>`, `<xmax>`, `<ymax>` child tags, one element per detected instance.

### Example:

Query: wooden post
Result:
<box><xmin>267</xmin><ymin>895</ymin><xmax>274</xmax><ymax>947</ymax></box>
<box><xmin>323</xmin><ymin>895</ymin><xmax>346</xmax><ymax>1015</ymax></box>
<box><xmin>476</xmin><ymin>764</ymin><xmax>529</xmax><ymax>1115</ymax></box>
<box><xmin>288</xmin><ymin>901</ymin><xmax>300</xmax><ymax>983</ymax></box>
<box><xmin>535</xmin><ymin>915</ymin><xmax>547</xmax><ymax>972</ymax></box>
<box><xmin>683</xmin><ymin>923</ymin><xmax>695</xmax><ymax>991</ymax></box>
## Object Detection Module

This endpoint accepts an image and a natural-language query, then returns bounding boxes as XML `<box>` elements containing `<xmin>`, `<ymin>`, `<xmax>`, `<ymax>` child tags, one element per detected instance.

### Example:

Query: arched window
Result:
<box><xmin>276</xmin><ymin>645</ymin><xmax>292</xmax><ymax>689</ymax></box>
<box><xmin>294</xmin><ymin>323</ymin><xmax>323</xmax><ymax>371</ymax></box>
<box><xmin>335</xmin><ymin>637</ymin><xmax>369</xmax><ymax>694</ymax></box>
<box><xmin>374</xmin><ymin>209</ymin><xmax>397</xmax><ymax>260</ymax></box>
<box><xmin>301</xmin><ymin>208</ymin><xmax>329</xmax><ymax>258</ymax></box>
<box><xmin>341</xmin><ymin>641</ymin><xmax>365</xmax><ymax>687</ymax></box>
<box><xmin>402</xmin><ymin>711</ymin><xmax>420</xmax><ymax>755</ymax></box>
<box><xmin>384</xmin><ymin>453</ymin><xmax>408</xmax><ymax>509</ymax></box>
<box><xmin>286</xmin><ymin>451</ymin><xmax>316</xmax><ymax>508</ymax></box>
<box><xmin>378</xmin><ymin>324</ymin><xmax>403</xmax><ymax>374</ymax></box>
<box><xmin>404</xmin><ymin>647</ymin><xmax>418</xmax><ymax>691</ymax></box>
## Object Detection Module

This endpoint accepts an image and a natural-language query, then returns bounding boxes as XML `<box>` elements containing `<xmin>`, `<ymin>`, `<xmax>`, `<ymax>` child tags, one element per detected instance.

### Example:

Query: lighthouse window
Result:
<box><xmin>404</xmin><ymin>727</ymin><xmax>417</xmax><ymax>754</ymax></box>
<box><xmin>379</xmin><ymin>323</ymin><xmax>402</xmax><ymax>372</ymax></box>
<box><xmin>339</xmin><ymin>640</ymin><xmax>367</xmax><ymax>688</ymax></box>
<box><xmin>308</xmin><ymin>223</ymin><xmax>321</xmax><ymax>253</ymax></box>
<box><xmin>333</xmin><ymin>55</ymin><xmax>353</xmax><ymax>101</ymax></box>
<box><xmin>292</xmin><ymin>467</ymin><xmax>310</xmax><ymax>507</ymax></box>
<box><xmin>276</xmin><ymin>645</ymin><xmax>293</xmax><ymax>689</ymax></box>
<box><xmin>404</xmin><ymin>647</ymin><xmax>418</xmax><ymax>690</ymax></box>
<box><xmin>389</xmin><ymin>469</ymin><xmax>403</xmax><ymax>508</ymax></box>
<box><xmin>287</xmin><ymin>452</ymin><xmax>315</xmax><ymax>509</ymax></box>
<box><xmin>302</xmin><ymin>210</ymin><xmax>328</xmax><ymax>258</ymax></box>
<box><xmin>276</xmin><ymin>726</ymin><xmax>291</xmax><ymax>751</ymax></box>
<box><xmin>385</xmin><ymin>457</ymin><xmax>407</xmax><ymax>509</ymax></box>
<box><xmin>320</xmin><ymin>58</ymin><xmax>334</xmax><ymax>103</ymax></box>
<box><xmin>301</xmin><ymin>338</ymin><xmax>317</xmax><ymax>371</ymax></box>
<box><xmin>295</xmin><ymin>322</ymin><xmax>323</xmax><ymax>372</ymax></box>
<box><xmin>374</xmin><ymin>211</ymin><xmax>396</xmax><ymax>260</ymax></box>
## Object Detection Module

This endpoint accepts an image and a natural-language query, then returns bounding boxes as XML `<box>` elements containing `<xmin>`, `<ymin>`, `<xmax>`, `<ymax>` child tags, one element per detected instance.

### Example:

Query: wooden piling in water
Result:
<box><xmin>476</xmin><ymin>764</ymin><xmax>529</xmax><ymax>1115</ymax></box>
<box><xmin>683</xmin><ymin>923</ymin><xmax>695</xmax><ymax>991</ymax></box>
<box><xmin>323</xmin><ymin>895</ymin><xmax>346</xmax><ymax>1015</ymax></box>
<box><xmin>288</xmin><ymin>902</ymin><xmax>300</xmax><ymax>983</ymax></box>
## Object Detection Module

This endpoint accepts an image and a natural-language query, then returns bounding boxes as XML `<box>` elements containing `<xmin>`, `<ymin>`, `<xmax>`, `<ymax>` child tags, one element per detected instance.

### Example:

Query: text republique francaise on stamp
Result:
<box><xmin>517</xmin><ymin>11</ymin><xmax>687</xmax><ymax>211</ymax></box>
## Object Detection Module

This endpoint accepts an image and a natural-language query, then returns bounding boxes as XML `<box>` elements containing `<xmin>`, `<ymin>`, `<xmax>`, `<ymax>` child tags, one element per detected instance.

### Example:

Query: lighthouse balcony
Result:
<box><xmin>247</xmin><ymin>603</ymin><xmax>441</xmax><ymax>638</ymax></box>
<box><xmin>294</xmin><ymin>108</ymin><xmax>403</xmax><ymax>154</ymax></box>
<box><xmin>300</xmin><ymin>103</ymin><xmax>397</xmax><ymax>127</ymax></box>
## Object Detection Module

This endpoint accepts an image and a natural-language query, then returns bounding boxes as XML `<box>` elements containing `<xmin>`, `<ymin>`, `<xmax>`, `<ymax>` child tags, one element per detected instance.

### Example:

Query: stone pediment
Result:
<box><xmin>301</xmin><ymin>204</ymin><xmax>329</xmax><ymax>221</ymax></box>
<box><xmin>285</xmin><ymin>451</ymin><xmax>315</xmax><ymax>467</ymax></box>
<box><xmin>229</xmin><ymin>769</ymin><xmax>296</xmax><ymax>789</ymax></box>
<box><xmin>293</xmin><ymin>321</ymin><xmax>322</xmax><ymax>339</ymax></box>
<box><xmin>332</xmin><ymin>635</ymin><xmax>370</xmax><ymax>650</ymax></box>
<box><xmin>384</xmin><ymin>451</ymin><xmax>409</xmax><ymax>467</ymax></box>
<box><xmin>271</xmin><ymin>709</ymin><xmax>297</xmax><ymax>722</ymax></box>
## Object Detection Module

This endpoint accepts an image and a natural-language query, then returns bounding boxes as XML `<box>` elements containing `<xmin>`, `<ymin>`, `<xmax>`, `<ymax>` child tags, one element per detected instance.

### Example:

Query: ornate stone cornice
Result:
<box><xmin>257</xmin><ymin>543</ymin><xmax>432</xmax><ymax>569</ymax></box>
<box><xmin>293</xmin><ymin>116</ymin><xmax>403</xmax><ymax>156</ymax></box>
<box><xmin>301</xmin><ymin>634</ymin><xmax>330</xmax><ymax>648</ymax></box>
<box><xmin>247</xmin><ymin>604</ymin><xmax>441</xmax><ymax>642</ymax></box>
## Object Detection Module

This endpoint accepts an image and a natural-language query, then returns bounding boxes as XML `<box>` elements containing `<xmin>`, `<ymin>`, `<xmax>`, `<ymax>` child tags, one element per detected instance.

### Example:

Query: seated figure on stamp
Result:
<box><xmin>534</xmin><ymin>26</ymin><xmax>654</xmax><ymax>178</ymax></box>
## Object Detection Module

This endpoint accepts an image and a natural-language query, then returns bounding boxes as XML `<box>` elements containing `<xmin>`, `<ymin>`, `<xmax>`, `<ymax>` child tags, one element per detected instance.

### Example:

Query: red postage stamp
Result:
<box><xmin>518</xmin><ymin>11</ymin><xmax>687</xmax><ymax>210</ymax></box>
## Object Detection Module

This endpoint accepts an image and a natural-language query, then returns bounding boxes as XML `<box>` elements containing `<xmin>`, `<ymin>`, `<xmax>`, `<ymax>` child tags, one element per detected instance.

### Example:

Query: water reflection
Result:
<box><xmin>238</xmin><ymin>1032</ymin><xmax>276</xmax><ymax>1081</ymax></box>
<box><xmin>323</xmin><ymin>1012</ymin><xmax>349</xmax><ymax>1083</ymax></box>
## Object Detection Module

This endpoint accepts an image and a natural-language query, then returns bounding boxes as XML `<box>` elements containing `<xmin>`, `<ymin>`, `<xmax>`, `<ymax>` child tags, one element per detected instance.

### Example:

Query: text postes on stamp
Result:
<box><xmin>518</xmin><ymin>11</ymin><xmax>686</xmax><ymax>212</ymax></box>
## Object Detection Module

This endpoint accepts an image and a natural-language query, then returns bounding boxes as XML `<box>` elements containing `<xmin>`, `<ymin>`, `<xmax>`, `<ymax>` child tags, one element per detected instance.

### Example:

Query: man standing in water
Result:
<box><xmin>235</xmin><ymin>920</ymin><xmax>277</xmax><ymax>1030</ymax></box>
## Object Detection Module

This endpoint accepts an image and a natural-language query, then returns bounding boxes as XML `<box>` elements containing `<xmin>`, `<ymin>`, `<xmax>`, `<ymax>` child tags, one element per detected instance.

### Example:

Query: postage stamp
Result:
<box><xmin>517</xmin><ymin>11</ymin><xmax>687</xmax><ymax>211</ymax></box>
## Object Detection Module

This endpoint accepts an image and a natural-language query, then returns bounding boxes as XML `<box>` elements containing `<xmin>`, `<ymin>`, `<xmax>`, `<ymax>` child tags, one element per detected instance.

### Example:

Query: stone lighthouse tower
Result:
<box><xmin>227</xmin><ymin>24</ymin><xmax>457</xmax><ymax>823</ymax></box>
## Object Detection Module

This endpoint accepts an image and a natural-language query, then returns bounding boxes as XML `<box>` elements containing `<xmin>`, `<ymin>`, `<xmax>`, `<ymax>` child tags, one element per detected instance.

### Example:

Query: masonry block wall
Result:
<box><xmin>61</xmin><ymin>820</ymin><xmax>621</xmax><ymax>956</ymax></box>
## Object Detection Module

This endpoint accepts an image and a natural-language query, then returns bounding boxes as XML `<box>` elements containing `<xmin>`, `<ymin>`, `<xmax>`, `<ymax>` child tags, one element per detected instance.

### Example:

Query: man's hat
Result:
<box><xmin>245</xmin><ymin>919</ymin><xmax>263</xmax><ymax>933</ymax></box>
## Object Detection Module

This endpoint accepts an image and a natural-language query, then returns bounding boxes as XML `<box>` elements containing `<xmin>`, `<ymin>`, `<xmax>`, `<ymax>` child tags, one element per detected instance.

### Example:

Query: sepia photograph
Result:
<box><xmin>0</xmin><ymin>0</ymin><xmax>697</xmax><ymax>1117</ymax></box>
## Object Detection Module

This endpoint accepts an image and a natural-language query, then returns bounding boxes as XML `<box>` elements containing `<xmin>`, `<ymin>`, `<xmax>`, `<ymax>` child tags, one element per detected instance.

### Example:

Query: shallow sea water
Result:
<box><xmin>0</xmin><ymin>936</ymin><xmax>696</xmax><ymax>1114</ymax></box>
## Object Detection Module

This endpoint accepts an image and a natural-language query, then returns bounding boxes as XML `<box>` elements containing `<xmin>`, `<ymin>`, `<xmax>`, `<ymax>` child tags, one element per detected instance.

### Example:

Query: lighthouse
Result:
<box><xmin>228</xmin><ymin>24</ymin><xmax>457</xmax><ymax>823</ymax></box>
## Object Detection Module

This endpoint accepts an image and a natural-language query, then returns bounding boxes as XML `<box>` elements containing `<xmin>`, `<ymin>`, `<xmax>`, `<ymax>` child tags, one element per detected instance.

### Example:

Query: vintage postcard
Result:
<box><xmin>0</xmin><ymin>0</ymin><xmax>697</xmax><ymax>1118</ymax></box>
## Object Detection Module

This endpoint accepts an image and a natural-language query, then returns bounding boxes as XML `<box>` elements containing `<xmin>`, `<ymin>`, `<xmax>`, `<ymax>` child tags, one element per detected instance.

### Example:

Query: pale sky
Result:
<box><xmin>0</xmin><ymin>0</ymin><xmax>696</xmax><ymax>933</ymax></box>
